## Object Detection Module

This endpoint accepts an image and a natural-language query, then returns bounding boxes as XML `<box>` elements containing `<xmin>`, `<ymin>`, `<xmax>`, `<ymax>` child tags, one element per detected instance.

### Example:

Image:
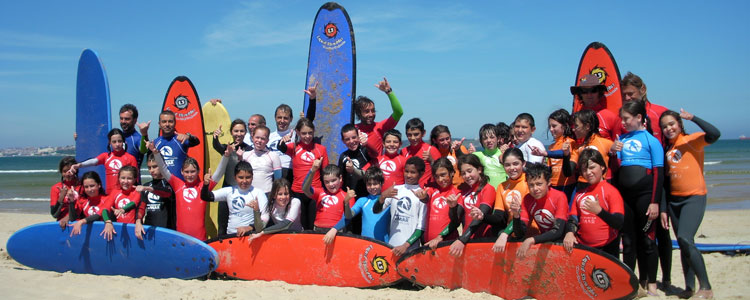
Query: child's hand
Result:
<box><xmin>65</xmin><ymin>188</ymin><xmax>77</xmax><ymax>202</ymax></box>
<box><xmin>530</xmin><ymin>146</ymin><xmax>547</xmax><ymax>157</ymax></box>
<box><xmin>449</xmin><ymin>240</ymin><xmax>465</xmax><ymax>257</ymax></box>
<box><xmin>562</xmin><ymin>141</ymin><xmax>571</xmax><ymax>156</ymax></box>
<box><xmin>392</xmin><ymin>242</ymin><xmax>409</xmax><ymax>256</ymax></box>
<box><xmin>359</xmin><ymin>132</ymin><xmax>368</xmax><ymax>147</ymax></box>
<box><xmin>135</xmin><ymin>221</ymin><xmax>145</xmax><ymax>240</ymax></box>
<box><xmin>374</xmin><ymin>77</ymin><xmax>392</xmax><ymax>94</ymax></box>
<box><xmin>224</xmin><ymin>144</ymin><xmax>234</xmax><ymax>157</ymax></box>
<box><xmin>581</xmin><ymin>195</ymin><xmax>603</xmax><ymax>215</ymax></box>
<box><xmin>248</xmin><ymin>232</ymin><xmax>263</xmax><ymax>244</ymax></box>
<box><xmin>611</xmin><ymin>140</ymin><xmax>623</xmax><ymax>153</ymax></box>
<box><xmin>452</xmin><ymin>138</ymin><xmax>465</xmax><ymax>152</ymax></box>
<box><xmin>516</xmin><ymin>237</ymin><xmax>535</xmax><ymax>258</ymax></box>
<box><xmin>311</xmin><ymin>157</ymin><xmax>323</xmax><ymax>171</ymax></box>
<box><xmin>135</xmin><ymin>185</ymin><xmax>148</xmax><ymax>193</ymax></box>
<box><xmin>67</xmin><ymin>164</ymin><xmax>80</xmax><ymax>176</ymax></box>
<box><xmin>499</xmin><ymin>143</ymin><xmax>510</xmax><ymax>153</ymax></box>
<box><xmin>563</xmin><ymin>232</ymin><xmax>578</xmax><ymax>253</ymax></box>
<box><xmin>446</xmin><ymin>194</ymin><xmax>458</xmax><ymax>208</ymax></box>
<box><xmin>303</xmin><ymin>82</ymin><xmax>318</xmax><ymax>99</ymax></box>
<box><xmin>246</xmin><ymin>198</ymin><xmax>259</xmax><ymax>211</ymax></box>
<box><xmin>425</xmin><ymin>235</ymin><xmax>443</xmax><ymax>250</ymax></box>
<box><xmin>204</xmin><ymin>168</ymin><xmax>212</xmax><ymax>185</ymax></box>
<box><xmin>138</xmin><ymin>121</ymin><xmax>151</xmax><ymax>136</ymax></box>
<box><xmin>70</xmin><ymin>220</ymin><xmax>85</xmax><ymax>237</ymax></box>
<box><xmin>235</xmin><ymin>226</ymin><xmax>253</xmax><ymax>237</ymax></box>
<box><xmin>679</xmin><ymin>108</ymin><xmax>694</xmax><ymax>121</ymax></box>
<box><xmin>235</xmin><ymin>147</ymin><xmax>245</xmax><ymax>158</ymax></box>
<box><xmin>468</xmin><ymin>143</ymin><xmax>476</xmax><ymax>153</ymax></box>
<box><xmin>414</xmin><ymin>188</ymin><xmax>428</xmax><ymax>203</ymax></box>
<box><xmin>58</xmin><ymin>215</ymin><xmax>70</xmax><ymax>229</ymax></box>
<box><xmin>100</xmin><ymin>222</ymin><xmax>116</xmax><ymax>241</ymax></box>
<box><xmin>146</xmin><ymin>141</ymin><xmax>156</xmax><ymax>153</ymax></box>
<box><xmin>114</xmin><ymin>208</ymin><xmax>125</xmax><ymax>217</ymax></box>
<box><xmin>382</xmin><ymin>186</ymin><xmax>398</xmax><ymax>199</ymax></box>
<box><xmin>213</xmin><ymin>125</ymin><xmax>223</xmax><ymax>139</ymax></box>
<box><xmin>492</xmin><ymin>232</ymin><xmax>509</xmax><ymax>253</ymax></box>
<box><xmin>510</xmin><ymin>197</ymin><xmax>521</xmax><ymax>215</ymax></box>
<box><xmin>344</xmin><ymin>187</ymin><xmax>356</xmax><ymax>201</ymax></box>
<box><xmin>323</xmin><ymin>228</ymin><xmax>337</xmax><ymax>245</ymax></box>
<box><xmin>469</xmin><ymin>206</ymin><xmax>484</xmax><ymax>220</ymax></box>
<box><xmin>421</xmin><ymin>149</ymin><xmax>431</xmax><ymax>162</ymax></box>
<box><xmin>281</xmin><ymin>133</ymin><xmax>292</xmax><ymax>144</ymax></box>
<box><xmin>344</xmin><ymin>157</ymin><xmax>354</xmax><ymax>173</ymax></box>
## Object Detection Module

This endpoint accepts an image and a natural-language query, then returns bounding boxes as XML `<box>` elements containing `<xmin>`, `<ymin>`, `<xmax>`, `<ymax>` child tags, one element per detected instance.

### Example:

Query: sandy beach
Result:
<box><xmin>2</xmin><ymin>211</ymin><xmax>749</xmax><ymax>300</ymax></box>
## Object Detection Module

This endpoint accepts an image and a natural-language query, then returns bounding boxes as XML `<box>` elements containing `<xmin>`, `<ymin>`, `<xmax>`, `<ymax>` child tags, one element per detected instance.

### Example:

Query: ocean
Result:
<box><xmin>1</xmin><ymin>139</ymin><xmax>749</xmax><ymax>214</ymax></box>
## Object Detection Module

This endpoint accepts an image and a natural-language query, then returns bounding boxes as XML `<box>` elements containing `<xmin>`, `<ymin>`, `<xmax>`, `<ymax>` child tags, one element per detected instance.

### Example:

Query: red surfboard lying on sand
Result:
<box><xmin>207</xmin><ymin>232</ymin><xmax>402</xmax><ymax>288</ymax></box>
<box><xmin>573</xmin><ymin>42</ymin><xmax>622</xmax><ymax>115</ymax></box>
<box><xmin>397</xmin><ymin>240</ymin><xmax>638</xmax><ymax>300</ymax></box>
<box><xmin>160</xmin><ymin>76</ymin><xmax>208</xmax><ymax>237</ymax></box>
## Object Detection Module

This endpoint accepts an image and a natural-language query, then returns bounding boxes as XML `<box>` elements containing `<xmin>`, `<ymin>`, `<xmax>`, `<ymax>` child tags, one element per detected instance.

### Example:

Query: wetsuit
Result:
<box><xmin>472</xmin><ymin>148</ymin><xmax>506</xmax><ymax>188</ymax></box>
<box><xmin>546</xmin><ymin>136</ymin><xmax>576</xmax><ymax>201</ymax></box>
<box><xmin>78</xmin><ymin>150</ymin><xmax>138</xmax><ymax>194</ymax></box>
<box><xmin>373</xmin><ymin>183</ymin><xmax>427</xmax><ymax>249</ymax></box>
<box><xmin>153</xmin><ymin>133</ymin><xmax>200</xmax><ymax>181</ymax></box>
<box><xmin>567</xmin><ymin>180</ymin><xmax>624</xmax><ymax>258</ymax></box>
<box><xmin>616</xmin><ymin>129</ymin><xmax>664</xmax><ymax>285</ymax></box>
<box><xmin>451</xmin><ymin>182</ymin><xmax>495</xmax><ymax>246</ymax></box>
<box><xmin>423</xmin><ymin>184</ymin><xmax>460</xmax><ymax>242</ymax></box>
<box><xmin>50</xmin><ymin>180</ymin><xmax>79</xmax><ymax>220</ymax></box>
<box><xmin>260</xmin><ymin>197</ymin><xmax>304</xmax><ymax>234</ymax></box>
<box><xmin>401</xmin><ymin>142</ymin><xmax>441</xmax><ymax>187</ymax></box>
<box><xmin>122</xmin><ymin>129</ymin><xmax>144</xmax><ymax>169</ymax></box>
<box><xmin>278</xmin><ymin>141</ymin><xmax>328</xmax><ymax>230</ymax></box>
<box><xmin>377</xmin><ymin>152</ymin><xmax>406</xmax><ymax>189</ymax></box>
<box><xmin>514</xmin><ymin>188</ymin><xmax>569</xmax><ymax>243</ymax></box>
<box><xmin>338</xmin><ymin>145</ymin><xmax>373</xmax><ymax>198</ymax></box>
<box><xmin>70</xmin><ymin>193</ymin><xmax>105</xmax><ymax>223</ymax></box>
<box><xmin>140</xmin><ymin>178</ymin><xmax>176</xmax><ymax>229</ymax></box>
<box><xmin>663</xmin><ymin>116</ymin><xmax>719</xmax><ymax>291</ymax></box>
<box><xmin>332</xmin><ymin>194</ymin><xmax>390</xmax><ymax>242</ymax></box>
<box><xmin>213</xmin><ymin>140</ymin><xmax>253</xmax><ymax>235</ymax></box>
<box><xmin>100</xmin><ymin>187</ymin><xmax>145</xmax><ymax>224</ymax></box>
<box><xmin>240</xmin><ymin>147</ymin><xmax>282</xmax><ymax>193</ymax></box>
<box><xmin>356</xmin><ymin>92</ymin><xmax>403</xmax><ymax>156</ymax></box>
<box><xmin>310</xmin><ymin>187</ymin><xmax>353</xmax><ymax>231</ymax></box>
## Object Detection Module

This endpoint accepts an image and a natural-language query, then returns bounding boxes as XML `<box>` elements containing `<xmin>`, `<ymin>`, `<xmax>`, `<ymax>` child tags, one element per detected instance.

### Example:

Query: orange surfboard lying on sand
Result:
<box><xmin>207</xmin><ymin>232</ymin><xmax>402</xmax><ymax>288</ymax></box>
<box><xmin>573</xmin><ymin>42</ymin><xmax>622</xmax><ymax>115</ymax></box>
<box><xmin>397</xmin><ymin>240</ymin><xmax>637</xmax><ymax>300</ymax></box>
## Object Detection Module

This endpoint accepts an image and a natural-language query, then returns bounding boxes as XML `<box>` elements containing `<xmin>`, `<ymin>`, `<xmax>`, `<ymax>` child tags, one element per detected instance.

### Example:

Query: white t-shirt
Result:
<box><xmin>241</xmin><ymin>148</ymin><xmax>281</xmax><ymax>193</ymax></box>
<box><xmin>382</xmin><ymin>184</ymin><xmax>427</xmax><ymax>247</ymax></box>
<box><xmin>516</xmin><ymin>137</ymin><xmax>546</xmax><ymax>164</ymax></box>
<box><xmin>212</xmin><ymin>186</ymin><xmax>269</xmax><ymax>234</ymax></box>
<box><xmin>270</xmin><ymin>197</ymin><xmax>303</xmax><ymax>232</ymax></box>
<box><xmin>268</xmin><ymin>129</ymin><xmax>294</xmax><ymax>168</ymax></box>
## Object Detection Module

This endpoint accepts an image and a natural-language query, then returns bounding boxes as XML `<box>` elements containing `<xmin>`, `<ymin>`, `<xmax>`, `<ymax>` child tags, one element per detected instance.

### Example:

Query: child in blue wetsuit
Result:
<box><xmin>612</xmin><ymin>100</ymin><xmax>664</xmax><ymax>297</ymax></box>
<box><xmin>324</xmin><ymin>167</ymin><xmax>390</xmax><ymax>244</ymax></box>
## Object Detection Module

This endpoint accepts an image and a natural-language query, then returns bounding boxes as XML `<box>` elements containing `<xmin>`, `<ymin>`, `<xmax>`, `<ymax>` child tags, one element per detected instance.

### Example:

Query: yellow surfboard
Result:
<box><xmin>202</xmin><ymin>101</ymin><xmax>232</xmax><ymax>239</ymax></box>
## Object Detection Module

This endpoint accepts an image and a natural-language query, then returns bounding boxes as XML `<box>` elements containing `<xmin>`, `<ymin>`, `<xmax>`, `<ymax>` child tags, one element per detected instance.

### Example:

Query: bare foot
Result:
<box><xmin>690</xmin><ymin>289</ymin><xmax>713</xmax><ymax>299</ymax></box>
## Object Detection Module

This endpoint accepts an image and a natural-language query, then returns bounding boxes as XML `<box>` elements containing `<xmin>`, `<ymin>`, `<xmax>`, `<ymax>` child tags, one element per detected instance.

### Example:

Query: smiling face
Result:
<box><xmin>274</xmin><ymin>186</ymin><xmax>291</xmax><ymax>207</ymax></box>
<box><xmin>82</xmin><ymin>178</ymin><xmax>100</xmax><ymax>198</ymax></box>
<box><xmin>159</xmin><ymin>113</ymin><xmax>176</xmax><ymax>135</ymax></box>
<box><xmin>527</xmin><ymin>176</ymin><xmax>550</xmax><ymax>200</ymax></box>
<box><xmin>359</xmin><ymin>103</ymin><xmax>376</xmax><ymax>125</ymax></box>
<box><xmin>404</xmin><ymin>164</ymin><xmax>421</xmax><ymax>185</ymax></box>
<box><xmin>622</xmin><ymin>84</ymin><xmax>645</xmax><ymax>103</ymax></box>
<box><xmin>383</xmin><ymin>134</ymin><xmax>401</xmax><ymax>155</ymax></box>
<box><xmin>341</xmin><ymin>129</ymin><xmax>360</xmax><ymax>151</ymax></box>
<box><xmin>366</xmin><ymin>179</ymin><xmax>382</xmax><ymax>196</ymax></box>
<box><xmin>459</xmin><ymin>163</ymin><xmax>482</xmax><ymax>187</ymax></box>
<box><xmin>620</xmin><ymin>110</ymin><xmax>643</xmax><ymax>132</ymax></box>
<box><xmin>297</xmin><ymin>125</ymin><xmax>314</xmax><ymax>145</ymax></box>
<box><xmin>434</xmin><ymin>132</ymin><xmax>451</xmax><ymax>151</ymax></box>
<box><xmin>579</xmin><ymin>89</ymin><xmax>601</xmax><ymax>108</ymax></box>
<box><xmin>231</xmin><ymin>123</ymin><xmax>247</xmax><ymax>144</ymax></box>
<box><xmin>513</xmin><ymin>119</ymin><xmax>534</xmax><ymax>144</ymax></box>
<box><xmin>573</xmin><ymin>118</ymin><xmax>588</xmax><ymax>140</ymax></box>
<box><xmin>118</xmin><ymin>170</ymin><xmax>136</xmax><ymax>191</ymax></box>
<box><xmin>323</xmin><ymin>174</ymin><xmax>343</xmax><ymax>194</ymax></box>
<box><xmin>549</xmin><ymin>118</ymin><xmax>564</xmax><ymax>139</ymax></box>
<box><xmin>480</xmin><ymin>132</ymin><xmax>498</xmax><ymax>150</ymax></box>
<box><xmin>252</xmin><ymin>127</ymin><xmax>270</xmax><ymax>150</ymax></box>
<box><xmin>181</xmin><ymin>164</ymin><xmax>198</xmax><ymax>183</ymax></box>
<box><xmin>119</xmin><ymin>110</ymin><xmax>136</xmax><ymax>132</ymax></box>
<box><xmin>247</xmin><ymin>116</ymin><xmax>263</xmax><ymax>135</ymax></box>
<box><xmin>275</xmin><ymin>109</ymin><xmax>292</xmax><ymax>132</ymax></box>
<box><xmin>235</xmin><ymin>170</ymin><xmax>253</xmax><ymax>190</ymax></box>
<box><xmin>433</xmin><ymin>166</ymin><xmax>453</xmax><ymax>189</ymax></box>
<box><xmin>660</xmin><ymin>115</ymin><xmax>682</xmax><ymax>140</ymax></box>
<box><xmin>406</xmin><ymin>128</ymin><xmax>424</xmax><ymax>147</ymax></box>
<box><xmin>503</xmin><ymin>154</ymin><xmax>525</xmax><ymax>180</ymax></box>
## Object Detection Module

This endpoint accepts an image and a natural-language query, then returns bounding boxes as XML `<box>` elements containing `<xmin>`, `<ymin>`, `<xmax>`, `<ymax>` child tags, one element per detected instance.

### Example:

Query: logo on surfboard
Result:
<box><xmin>317</xmin><ymin>21</ymin><xmax>345</xmax><ymax>50</ymax></box>
<box><xmin>324</xmin><ymin>22</ymin><xmax>338</xmax><ymax>38</ymax></box>
<box><xmin>174</xmin><ymin>95</ymin><xmax>190</xmax><ymax>110</ymax></box>
<box><xmin>586</xmin><ymin>65</ymin><xmax>619</xmax><ymax>97</ymax></box>
<box><xmin>359</xmin><ymin>245</ymin><xmax>390</xmax><ymax>284</ymax></box>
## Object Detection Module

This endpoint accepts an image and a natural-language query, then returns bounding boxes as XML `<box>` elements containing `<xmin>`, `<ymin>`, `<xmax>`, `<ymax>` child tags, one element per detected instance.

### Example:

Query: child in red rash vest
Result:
<box><xmin>423</xmin><ymin>158</ymin><xmax>461</xmax><ymax>249</ymax></box>
<box><xmin>277</xmin><ymin>118</ymin><xmax>329</xmax><ymax>230</ymax></box>
<box><xmin>429</xmin><ymin>125</ymin><xmax>468</xmax><ymax>187</ymax></box>
<box><xmin>69</xmin><ymin>171</ymin><xmax>107</xmax><ymax>237</ymax></box>
<box><xmin>51</xmin><ymin>156</ymin><xmax>80</xmax><ymax>226</ymax></box>
<box><xmin>447</xmin><ymin>154</ymin><xmax>496</xmax><ymax>257</ymax></box>
<box><xmin>302</xmin><ymin>159</ymin><xmax>355</xmax><ymax>232</ymax></box>
<box><xmin>377</xmin><ymin>129</ymin><xmax>406</xmax><ymax>189</ymax></box>
<box><xmin>512</xmin><ymin>163</ymin><xmax>569</xmax><ymax>258</ymax></box>
<box><xmin>563</xmin><ymin>149</ymin><xmax>624</xmax><ymax>258</ymax></box>
<box><xmin>69</xmin><ymin>128</ymin><xmax>138</xmax><ymax>194</ymax></box>
<box><xmin>97</xmin><ymin>166</ymin><xmax>147</xmax><ymax>241</ymax></box>
<box><xmin>401</xmin><ymin>118</ymin><xmax>441</xmax><ymax>187</ymax></box>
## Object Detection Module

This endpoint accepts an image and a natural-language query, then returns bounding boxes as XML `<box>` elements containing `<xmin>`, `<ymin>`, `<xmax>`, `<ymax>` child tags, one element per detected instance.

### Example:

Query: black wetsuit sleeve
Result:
<box><xmin>566</xmin><ymin>215</ymin><xmax>579</xmax><ymax>234</ymax></box>
<box><xmin>597</xmin><ymin>210</ymin><xmax>624</xmax><ymax>230</ymax></box>
<box><xmin>483</xmin><ymin>208</ymin><xmax>507</xmax><ymax>229</ymax></box>
<box><xmin>187</xmin><ymin>134</ymin><xmax>201</xmax><ymax>148</ymax></box>
<box><xmin>563</xmin><ymin>158</ymin><xmax>574</xmax><ymax>178</ymax></box>
<box><xmin>651</xmin><ymin>167</ymin><xmax>664</xmax><ymax>205</ymax></box>
<box><xmin>200</xmin><ymin>184</ymin><xmax>215</xmax><ymax>202</ymax></box>
<box><xmin>277</xmin><ymin>141</ymin><xmax>289</xmax><ymax>154</ymax></box>
<box><xmin>306</xmin><ymin>97</ymin><xmax>316</xmax><ymax>121</ymax></box>
<box><xmin>532</xmin><ymin>218</ymin><xmax>566</xmax><ymax>244</ymax></box>
<box><xmin>692</xmin><ymin>116</ymin><xmax>721</xmax><ymax>144</ymax></box>
<box><xmin>372</xmin><ymin>198</ymin><xmax>384</xmax><ymax>214</ymax></box>
<box><xmin>263</xmin><ymin>220</ymin><xmax>293</xmax><ymax>234</ymax></box>
<box><xmin>84</xmin><ymin>214</ymin><xmax>101</xmax><ymax>223</ymax></box>
<box><xmin>212</xmin><ymin>138</ymin><xmax>227</xmax><ymax>155</ymax></box>
<box><xmin>50</xmin><ymin>202</ymin><xmax>62</xmax><ymax>218</ymax></box>
<box><xmin>458</xmin><ymin>203</ymin><xmax>492</xmax><ymax>244</ymax></box>
<box><xmin>513</xmin><ymin>216</ymin><xmax>527</xmax><ymax>239</ymax></box>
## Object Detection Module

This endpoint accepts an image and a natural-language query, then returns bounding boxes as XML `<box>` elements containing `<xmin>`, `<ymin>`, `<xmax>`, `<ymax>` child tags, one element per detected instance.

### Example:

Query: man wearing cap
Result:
<box><xmin>570</xmin><ymin>74</ymin><xmax>622</xmax><ymax>140</ymax></box>
<box><xmin>621</xmin><ymin>72</ymin><xmax>669</xmax><ymax>142</ymax></box>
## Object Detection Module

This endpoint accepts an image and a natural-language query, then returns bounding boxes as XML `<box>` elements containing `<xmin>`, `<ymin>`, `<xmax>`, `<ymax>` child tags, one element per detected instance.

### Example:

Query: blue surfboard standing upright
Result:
<box><xmin>304</xmin><ymin>2</ymin><xmax>356</xmax><ymax>162</ymax></box>
<box><xmin>75</xmin><ymin>49</ymin><xmax>111</xmax><ymax>185</ymax></box>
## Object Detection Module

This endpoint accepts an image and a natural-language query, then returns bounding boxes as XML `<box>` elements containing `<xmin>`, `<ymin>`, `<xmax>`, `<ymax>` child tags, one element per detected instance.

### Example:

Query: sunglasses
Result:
<box><xmin>577</xmin><ymin>87</ymin><xmax>600</xmax><ymax>94</ymax></box>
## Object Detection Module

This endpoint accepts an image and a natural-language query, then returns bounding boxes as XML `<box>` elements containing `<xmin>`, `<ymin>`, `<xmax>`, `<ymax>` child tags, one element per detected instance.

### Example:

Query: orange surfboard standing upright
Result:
<box><xmin>397</xmin><ymin>240</ymin><xmax>638</xmax><ymax>300</ymax></box>
<box><xmin>573</xmin><ymin>42</ymin><xmax>622</xmax><ymax>115</ymax></box>
<box><xmin>207</xmin><ymin>233</ymin><xmax>402</xmax><ymax>288</ymax></box>
<box><xmin>161</xmin><ymin>76</ymin><xmax>208</xmax><ymax>238</ymax></box>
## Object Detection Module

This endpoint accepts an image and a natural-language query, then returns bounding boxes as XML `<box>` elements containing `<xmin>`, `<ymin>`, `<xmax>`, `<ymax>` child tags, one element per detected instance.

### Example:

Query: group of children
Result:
<box><xmin>50</xmin><ymin>74</ymin><xmax>718</xmax><ymax>299</ymax></box>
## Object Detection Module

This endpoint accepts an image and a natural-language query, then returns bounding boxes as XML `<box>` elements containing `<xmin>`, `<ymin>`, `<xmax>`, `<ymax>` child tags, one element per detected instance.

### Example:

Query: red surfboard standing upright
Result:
<box><xmin>161</xmin><ymin>76</ymin><xmax>208</xmax><ymax>239</ymax></box>
<box><xmin>573</xmin><ymin>42</ymin><xmax>622</xmax><ymax>115</ymax></box>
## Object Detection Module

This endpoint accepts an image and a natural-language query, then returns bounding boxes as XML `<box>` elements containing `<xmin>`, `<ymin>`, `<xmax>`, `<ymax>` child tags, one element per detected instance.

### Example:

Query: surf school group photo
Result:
<box><xmin>36</xmin><ymin>68</ymin><xmax>721</xmax><ymax>300</ymax></box>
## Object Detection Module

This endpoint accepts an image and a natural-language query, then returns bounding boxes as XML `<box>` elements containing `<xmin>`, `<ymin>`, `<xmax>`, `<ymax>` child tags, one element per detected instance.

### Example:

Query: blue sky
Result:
<box><xmin>1</xmin><ymin>1</ymin><xmax>748</xmax><ymax>148</ymax></box>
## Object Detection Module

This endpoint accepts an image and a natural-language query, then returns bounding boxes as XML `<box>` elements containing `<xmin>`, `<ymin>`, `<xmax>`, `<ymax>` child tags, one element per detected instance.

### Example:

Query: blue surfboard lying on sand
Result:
<box><xmin>671</xmin><ymin>240</ymin><xmax>750</xmax><ymax>253</ymax></box>
<box><xmin>6</xmin><ymin>222</ymin><xmax>218</xmax><ymax>279</ymax></box>
<box><xmin>303</xmin><ymin>2</ymin><xmax>355</xmax><ymax>162</ymax></box>
<box><xmin>76</xmin><ymin>49</ymin><xmax>111</xmax><ymax>185</ymax></box>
